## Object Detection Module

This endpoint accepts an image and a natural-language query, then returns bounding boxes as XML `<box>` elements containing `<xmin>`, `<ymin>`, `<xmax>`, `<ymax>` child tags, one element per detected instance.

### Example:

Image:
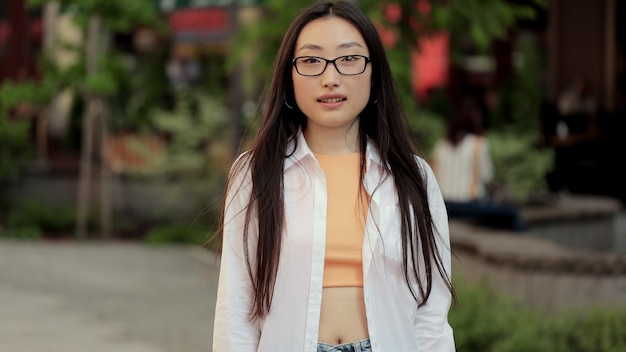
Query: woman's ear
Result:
<box><xmin>284</xmin><ymin>89</ymin><xmax>297</xmax><ymax>110</ymax></box>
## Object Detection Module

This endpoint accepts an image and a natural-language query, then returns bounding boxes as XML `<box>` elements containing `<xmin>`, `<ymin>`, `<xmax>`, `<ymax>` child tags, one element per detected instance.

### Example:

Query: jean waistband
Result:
<box><xmin>317</xmin><ymin>338</ymin><xmax>371</xmax><ymax>352</ymax></box>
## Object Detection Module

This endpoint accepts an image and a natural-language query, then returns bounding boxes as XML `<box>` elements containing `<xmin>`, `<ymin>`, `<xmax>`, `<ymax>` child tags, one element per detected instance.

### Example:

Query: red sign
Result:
<box><xmin>168</xmin><ymin>8</ymin><xmax>228</xmax><ymax>42</ymax></box>
<box><xmin>413</xmin><ymin>33</ymin><xmax>449</xmax><ymax>100</ymax></box>
<box><xmin>0</xmin><ymin>22</ymin><xmax>10</xmax><ymax>47</ymax></box>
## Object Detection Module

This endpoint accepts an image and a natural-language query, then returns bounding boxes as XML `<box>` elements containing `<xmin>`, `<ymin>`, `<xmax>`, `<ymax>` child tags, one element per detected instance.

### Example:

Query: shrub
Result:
<box><xmin>144</xmin><ymin>223</ymin><xmax>213</xmax><ymax>247</ymax></box>
<box><xmin>7</xmin><ymin>202</ymin><xmax>76</xmax><ymax>233</ymax></box>
<box><xmin>450</xmin><ymin>278</ymin><xmax>626</xmax><ymax>352</ymax></box>
<box><xmin>489</xmin><ymin>132</ymin><xmax>554</xmax><ymax>204</ymax></box>
<box><xmin>0</xmin><ymin>113</ymin><xmax>32</xmax><ymax>218</ymax></box>
<box><xmin>0</xmin><ymin>225</ymin><xmax>42</xmax><ymax>240</ymax></box>
<box><xmin>450</xmin><ymin>279</ymin><xmax>520</xmax><ymax>351</ymax></box>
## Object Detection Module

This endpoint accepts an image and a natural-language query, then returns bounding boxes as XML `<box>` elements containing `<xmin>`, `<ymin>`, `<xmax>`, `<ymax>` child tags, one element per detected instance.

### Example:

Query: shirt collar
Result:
<box><xmin>284</xmin><ymin>130</ymin><xmax>314</xmax><ymax>171</ymax></box>
<box><xmin>284</xmin><ymin>129</ymin><xmax>387</xmax><ymax>172</ymax></box>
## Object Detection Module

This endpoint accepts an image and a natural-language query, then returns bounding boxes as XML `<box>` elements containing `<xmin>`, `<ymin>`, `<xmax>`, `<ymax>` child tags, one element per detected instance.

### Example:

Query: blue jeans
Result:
<box><xmin>445</xmin><ymin>199</ymin><xmax>527</xmax><ymax>232</ymax></box>
<box><xmin>317</xmin><ymin>338</ymin><xmax>371</xmax><ymax>352</ymax></box>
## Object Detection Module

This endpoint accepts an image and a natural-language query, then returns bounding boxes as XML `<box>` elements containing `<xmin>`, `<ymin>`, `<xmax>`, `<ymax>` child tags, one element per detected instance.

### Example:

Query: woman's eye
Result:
<box><xmin>303</xmin><ymin>57</ymin><xmax>320</xmax><ymax>64</ymax></box>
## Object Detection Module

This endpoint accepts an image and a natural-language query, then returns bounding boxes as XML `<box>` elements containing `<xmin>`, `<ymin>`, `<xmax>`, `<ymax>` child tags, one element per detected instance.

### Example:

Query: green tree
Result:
<box><xmin>0</xmin><ymin>0</ymin><xmax>164</xmax><ymax>238</ymax></box>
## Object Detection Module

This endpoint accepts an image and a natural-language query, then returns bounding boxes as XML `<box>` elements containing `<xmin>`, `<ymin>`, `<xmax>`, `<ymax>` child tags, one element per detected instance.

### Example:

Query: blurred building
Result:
<box><xmin>547</xmin><ymin>0</ymin><xmax>622</xmax><ymax>112</ymax></box>
<box><xmin>543</xmin><ymin>0</ymin><xmax>625</xmax><ymax>203</ymax></box>
<box><xmin>0</xmin><ymin>0</ymin><xmax>42</xmax><ymax>82</ymax></box>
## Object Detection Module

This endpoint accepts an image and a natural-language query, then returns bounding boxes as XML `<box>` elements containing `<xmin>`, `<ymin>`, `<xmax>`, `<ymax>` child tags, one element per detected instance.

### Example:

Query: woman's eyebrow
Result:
<box><xmin>296</xmin><ymin>43</ymin><xmax>323</xmax><ymax>52</ymax></box>
<box><xmin>338</xmin><ymin>42</ymin><xmax>364</xmax><ymax>49</ymax></box>
<box><xmin>296</xmin><ymin>41</ymin><xmax>365</xmax><ymax>53</ymax></box>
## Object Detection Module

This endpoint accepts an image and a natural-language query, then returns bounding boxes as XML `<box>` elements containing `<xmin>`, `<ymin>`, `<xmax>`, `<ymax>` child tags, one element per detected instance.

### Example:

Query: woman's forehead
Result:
<box><xmin>295</xmin><ymin>17</ymin><xmax>367</xmax><ymax>54</ymax></box>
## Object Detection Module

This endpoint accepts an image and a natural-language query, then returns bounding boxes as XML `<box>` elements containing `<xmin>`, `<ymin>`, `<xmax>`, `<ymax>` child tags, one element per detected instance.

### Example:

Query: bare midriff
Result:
<box><xmin>314</xmin><ymin>152</ymin><xmax>369</xmax><ymax>344</ymax></box>
<box><xmin>318</xmin><ymin>286</ymin><xmax>369</xmax><ymax>344</ymax></box>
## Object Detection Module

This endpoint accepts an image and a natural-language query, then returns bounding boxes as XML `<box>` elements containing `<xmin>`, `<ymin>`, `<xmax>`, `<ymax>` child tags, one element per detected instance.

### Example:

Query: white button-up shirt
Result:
<box><xmin>431</xmin><ymin>134</ymin><xmax>494</xmax><ymax>202</ymax></box>
<box><xmin>213</xmin><ymin>132</ymin><xmax>455</xmax><ymax>351</ymax></box>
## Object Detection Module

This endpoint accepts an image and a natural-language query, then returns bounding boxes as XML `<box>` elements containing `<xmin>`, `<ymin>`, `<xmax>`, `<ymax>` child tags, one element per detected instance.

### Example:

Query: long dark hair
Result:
<box><xmin>445</xmin><ymin>90</ymin><xmax>487</xmax><ymax>146</ymax></box>
<box><xmin>219</xmin><ymin>0</ymin><xmax>455</xmax><ymax>321</ymax></box>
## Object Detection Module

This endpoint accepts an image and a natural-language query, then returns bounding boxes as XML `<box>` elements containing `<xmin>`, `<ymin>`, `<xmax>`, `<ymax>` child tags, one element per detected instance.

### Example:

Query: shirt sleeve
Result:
<box><xmin>212</xmin><ymin>154</ymin><xmax>261</xmax><ymax>351</ymax></box>
<box><xmin>414</xmin><ymin>158</ymin><xmax>456</xmax><ymax>351</ymax></box>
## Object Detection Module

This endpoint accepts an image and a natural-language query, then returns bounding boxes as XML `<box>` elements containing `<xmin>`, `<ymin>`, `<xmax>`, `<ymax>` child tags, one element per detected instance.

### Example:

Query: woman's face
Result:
<box><xmin>292</xmin><ymin>17</ymin><xmax>372</xmax><ymax>138</ymax></box>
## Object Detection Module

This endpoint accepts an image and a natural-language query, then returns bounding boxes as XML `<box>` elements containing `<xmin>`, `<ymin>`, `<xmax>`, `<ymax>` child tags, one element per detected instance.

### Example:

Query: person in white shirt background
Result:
<box><xmin>212</xmin><ymin>1</ymin><xmax>456</xmax><ymax>351</ymax></box>
<box><xmin>431</xmin><ymin>92</ymin><xmax>526</xmax><ymax>232</ymax></box>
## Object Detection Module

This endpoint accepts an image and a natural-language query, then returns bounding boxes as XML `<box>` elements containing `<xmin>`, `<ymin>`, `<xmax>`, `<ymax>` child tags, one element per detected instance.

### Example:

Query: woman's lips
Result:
<box><xmin>317</xmin><ymin>97</ymin><xmax>346</xmax><ymax>103</ymax></box>
<box><xmin>317</xmin><ymin>97</ymin><xmax>346</xmax><ymax>108</ymax></box>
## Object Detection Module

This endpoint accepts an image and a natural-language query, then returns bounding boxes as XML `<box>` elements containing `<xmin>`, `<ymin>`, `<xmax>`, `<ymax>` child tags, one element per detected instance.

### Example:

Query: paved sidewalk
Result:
<box><xmin>0</xmin><ymin>240</ymin><xmax>219</xmax><ymax>352</ymax></box>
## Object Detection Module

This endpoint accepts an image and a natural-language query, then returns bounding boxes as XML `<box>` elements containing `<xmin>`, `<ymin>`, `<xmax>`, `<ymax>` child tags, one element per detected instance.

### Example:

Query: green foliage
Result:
<box><xmin>483</xmin><ymin>31</ymin><xmax>553</xmax><ymax>203</ymax></box>
<box><xmin>407</xmin><ymin>108</ymin><xmax>446</xmax><ymax>155</ymax></box>
<box><xmin>450</xmin><ymin>279</ymin><xmax>519</xmax><ymax>351</ymax></box>
<box><xmin>0</xmin><ymin>66</ymin><xmax>60</xmax><ymax>209</ymax></box>
<box><xmin>0</xmin><ymin>202</ymin><xmax>78</xmax><ymax>239</ymax></box>
<box><xmin>0</xmin><ymin>201</ymin><xmax>115</xmax><ymax>238</ymax></box>
<box><xmin>431</xmin><ymin>0</ymin><xmax>541</xmax><ymax>56</ymax></box>
<box><xmin>488</xmin><ymin>132</ymin><xmax>553</xmax><ymax>203</ymax></box>
<box><xmin>0</xmin><ymin>0</ymin><xmax>166</xmax><ymax>232</ymax></box>
<box><xmin>36</xmin><ymin>54</ymin><xmax>86</xmax><ymax>92</ymax></box>
<box><xmin>0</xmin><ymin>225</ymin><xmax>42</xmax><ymax>240</ymax></box>
<box><xmin>109</xmin><ymin>48</ymin><xmax>170</xmax><ymax>131</ymax></box>
<box><xmin>7</xmin><ymin>202</ymin><xmax>76</xmax><ymax>232</ymax></box>
<box><xmin>86</xmin><ymin>72</ymin><xmax>118</xmax><ymax>97</ymax></box>
<box><xmin>27</xmin><ymin>0</ymin><xmax>165</xmax><ymax>33</ymax></box>
<box><xmin>147</xmin><ymin>92</ymin><xmax>230</xmax><ymax>178</ymax></box>
<box><xmin>0</xmin><ymin>79</ymin><xmax>54</xmax><ymax>112</ymax></box>
<box><xmin>227</xmin><ymin>0</ymin><xmax>307</xmax><ymax>95</ymax></box>
<box><xmin>385</xmin><ymin>44</ymin><xmax>421</xmax><ymax>133</ymax></box>
<box><xmin>491</xmin><ymin>32</ymin><xmax>545</xmax><ymax>134</ymax></box>
<box><xmin>0</xmin><ymin>113</ymin><xmax>33</xmax><ymax>218</ymax></box>
<box><xmin>0</xmin><ymin>114</ymin><xmax>32</xmax><ymax>182</ymax></box>
<box><xmin>15</xmin><ymin>0</ymin><xmax>166</xmax><ymax>112</ymax></box>
<box><xmin>358</xmin><ymin>0</ymin><xmax>545</xmax><ymax>56</ymax></box>
<box><xmin>450</xmin><ymin>278</ymin><xmax>626</xmax><ymax>352</ymax></box>
<box><xmin>144</xmin><ymin>223</ymin><xmax>213</xmax><ymax>246</ymax></box>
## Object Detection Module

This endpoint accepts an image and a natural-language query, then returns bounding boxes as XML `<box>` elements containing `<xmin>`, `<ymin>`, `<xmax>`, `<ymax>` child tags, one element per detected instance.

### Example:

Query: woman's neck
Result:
<box><xmin>303</xmin><ymin>123</ymin><xmax>360</xmax><ymax>155</ymax></box>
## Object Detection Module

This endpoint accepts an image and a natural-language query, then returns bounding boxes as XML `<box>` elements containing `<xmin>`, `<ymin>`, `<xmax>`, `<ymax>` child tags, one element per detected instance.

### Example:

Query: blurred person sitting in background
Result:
<box><xmin>556</xmin><ymin>75</ymin><xmax>599</xmax><ymax>138</ymax></box>
<box><xmin>431</xmin><ymin>92</ymin><xmax>527</xmax><ymax>232</ymax></box>
<box><xmin>557</xmin><ymin>75</ymin><xmax>597</xmax><ymax>117</ymax></box>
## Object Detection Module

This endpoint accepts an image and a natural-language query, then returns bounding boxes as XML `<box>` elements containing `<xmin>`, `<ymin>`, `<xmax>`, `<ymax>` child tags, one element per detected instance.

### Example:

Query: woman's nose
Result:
<box><xmin>321</xmin><ymin>63</ymin><xmax>341</xmax><ymax>87</ymax></box>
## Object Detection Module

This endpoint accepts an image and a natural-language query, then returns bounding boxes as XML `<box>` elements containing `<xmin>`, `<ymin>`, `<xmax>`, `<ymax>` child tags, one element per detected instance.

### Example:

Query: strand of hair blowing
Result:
<box><xmin>241</xmin><ymin>25</ymin><xmax>303</xmax><ymax>320</ymax></box>
<box><xmin>233</xmin><ymin>0</ymin><xmax>323</xmax><ymax>322</ymax></box>
<box><xmin>353</xmin><ymin>3</ymin><xmax>454</xmax><ymax>307</ymax></box>
<box><xmin>244</xmin><ymin>97</ymin><xmax>297</xmax><ymax>320</ymax></box>
<box><xmin>361</xmin><ymin>76</ymin><xmax>441</xmax><ymax>308</ymax></box>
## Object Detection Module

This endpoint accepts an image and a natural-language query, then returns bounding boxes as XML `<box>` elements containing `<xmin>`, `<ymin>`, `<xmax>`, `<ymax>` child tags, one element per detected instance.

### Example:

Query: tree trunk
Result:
<box><xmin>75</xmin><ymin>14</ymin><xmax>101</xmax><ymax>239</ymax></box>
<box><xmin>76</xmin><ymin>95</ymin><xmax>96</xmax><ymax>239</ymax></box>
<box><xmin>99</xmin><ymin>99</ymin><xmax>112</xmax><ymax>238</ymax></box>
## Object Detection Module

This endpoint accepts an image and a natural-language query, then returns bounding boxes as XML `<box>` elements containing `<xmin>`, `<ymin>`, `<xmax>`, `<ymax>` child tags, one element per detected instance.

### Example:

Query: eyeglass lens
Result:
<box><xmin>294</xmin><ymin>55</ymin><xmax>368</xmax><ymax>76</ymax></box>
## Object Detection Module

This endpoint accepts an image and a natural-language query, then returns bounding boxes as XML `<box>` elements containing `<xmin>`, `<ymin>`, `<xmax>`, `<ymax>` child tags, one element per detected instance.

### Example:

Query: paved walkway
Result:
<box><xmin>0</xmin><ymin>240</ymin><xmax>219</xmax><ymax>352</ymax></box>
<box><xmin>2</xmin><ymin>208</ymin><xmax>624</xmax><ymax>352</ymax></box>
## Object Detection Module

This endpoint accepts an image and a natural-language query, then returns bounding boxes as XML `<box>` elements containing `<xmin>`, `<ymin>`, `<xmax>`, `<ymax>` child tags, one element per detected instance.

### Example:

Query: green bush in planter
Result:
<box><xmin>144</xmin><ymin>223</ymin><xmax>214</xmax><ymax>247</ymax></box>
<box><xmin>488</xmin><ymin>132</ymin><xmax>554</xmax><ymax>204</ymax></box>
<box><xmin>450</xmin><ymin>278</ymin><xmax>626</xmax><ymax>352</ymax></box>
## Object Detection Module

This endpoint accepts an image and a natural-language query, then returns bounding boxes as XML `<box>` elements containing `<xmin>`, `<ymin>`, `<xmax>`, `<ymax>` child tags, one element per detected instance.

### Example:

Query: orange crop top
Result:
<box><xmin>315</xmin><ymin>152</ymin><xmax>370</xmax><ymax>288</ymax></box>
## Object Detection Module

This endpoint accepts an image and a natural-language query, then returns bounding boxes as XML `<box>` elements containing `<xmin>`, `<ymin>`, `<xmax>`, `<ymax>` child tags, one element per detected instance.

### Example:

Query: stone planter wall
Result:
<box><xmin>451</xmin><ymin>194</ymin><xmax>626</xmax><ymax>313</ymax></box>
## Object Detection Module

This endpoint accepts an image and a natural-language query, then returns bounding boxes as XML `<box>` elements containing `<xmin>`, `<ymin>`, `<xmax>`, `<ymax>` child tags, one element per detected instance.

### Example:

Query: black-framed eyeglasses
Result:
<box><xmin>292</xmin><ymin>55</ymin><xmax>371</xmax><ymax>76</ymax></box>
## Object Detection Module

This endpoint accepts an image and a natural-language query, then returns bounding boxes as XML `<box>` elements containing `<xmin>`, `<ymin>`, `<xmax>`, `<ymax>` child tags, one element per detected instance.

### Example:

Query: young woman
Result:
<box><xmin>213</xmin><ymin>1</ymin><xmax>456</xmax><ymax>351</ymax></box>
